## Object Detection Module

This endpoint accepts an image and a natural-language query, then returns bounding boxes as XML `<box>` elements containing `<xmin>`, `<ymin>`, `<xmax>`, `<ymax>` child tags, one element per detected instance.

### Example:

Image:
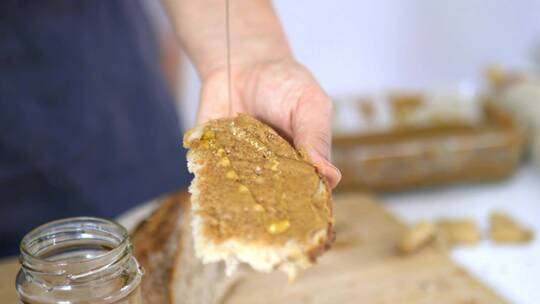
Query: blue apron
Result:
<box><xmin>0</xmin><ymin>0</ymin><xmax>191</xmax><ymax>256</ymax></box>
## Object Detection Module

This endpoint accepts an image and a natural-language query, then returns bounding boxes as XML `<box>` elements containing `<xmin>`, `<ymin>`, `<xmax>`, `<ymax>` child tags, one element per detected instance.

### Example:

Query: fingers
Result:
<box><xmin>292</xmin><ymin>87</ymin><xmax>341</xmax><ymax>188</ymax></box>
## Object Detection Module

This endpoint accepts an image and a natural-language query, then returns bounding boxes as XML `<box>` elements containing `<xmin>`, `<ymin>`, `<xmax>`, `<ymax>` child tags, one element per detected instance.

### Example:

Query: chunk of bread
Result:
<box><xmin>398</xmin><ymin>221</ymin><xmax>435</xmax><ymax>254</ymax></box>
<box><xmin>489</xmin><ymin>211</ymin><xmax>534</xmax><ymax>243</ymax></box>
<box><xmin>183</xmin><ymin>114</ymin><xmax>334</xmax><ymax>279</ymax></box>
<box><xmin>436</xmin><ymin>218</ymin><xmax>480</xmax><ymax>246</ymax></box>
<box><xmin>132</xmin><ymin>192</ymin><xmax>237</xmax><ymax>304</ymax></box>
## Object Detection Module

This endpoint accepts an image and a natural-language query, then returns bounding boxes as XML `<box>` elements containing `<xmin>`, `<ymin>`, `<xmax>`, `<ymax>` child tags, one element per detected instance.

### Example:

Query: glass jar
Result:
<box><xmin>16</xmin><ymin>217</ymin><xmax>144</xmax><ymax>304</ymax></box>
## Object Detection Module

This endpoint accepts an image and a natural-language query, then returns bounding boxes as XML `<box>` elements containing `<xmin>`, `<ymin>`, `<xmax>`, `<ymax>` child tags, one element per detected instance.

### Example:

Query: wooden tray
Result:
<box><xmin>333</xmin><ymin>102</ymin><xmax>523</xmax><ymax>191</ymax></box>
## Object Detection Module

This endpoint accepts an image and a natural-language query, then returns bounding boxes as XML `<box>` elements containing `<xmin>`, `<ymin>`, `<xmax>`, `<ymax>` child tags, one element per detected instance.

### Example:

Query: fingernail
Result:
<box><xmin>302</xmin><ymin>146</ymin><xmax>342</xmax><ymax>188</ymax></box>
<box><xmin>330</xmin><ymin>162</ymin><xmax>342</xmax><ymax>182</ymax></box>
<box><xmin>326</xmin><ymin>160</ymin><xmax>342</xmax><ymax>188</ymax></box>
<box><xmin>315</xmin><ymin>157</ymin><xmax>341</xmax><ymax>189</ymax></box>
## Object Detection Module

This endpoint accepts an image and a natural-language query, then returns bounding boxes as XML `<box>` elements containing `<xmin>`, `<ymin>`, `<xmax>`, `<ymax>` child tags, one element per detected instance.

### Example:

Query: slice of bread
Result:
<box><xmin>132</xmin><ymin>192</ymin><xmax>237</xmax><ymax>304</ymax></box>
<box><xmin>183</xmin><ymin>114</ymin><xmax>334</xmax><ymax>280</ymax></box>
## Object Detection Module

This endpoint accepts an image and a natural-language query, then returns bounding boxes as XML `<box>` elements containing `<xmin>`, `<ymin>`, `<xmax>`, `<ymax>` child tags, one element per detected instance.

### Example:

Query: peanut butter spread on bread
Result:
<box><xmin>183</xmin><ymin>114</ymin><xmax>333</xmax><ymax>248</ymax></box>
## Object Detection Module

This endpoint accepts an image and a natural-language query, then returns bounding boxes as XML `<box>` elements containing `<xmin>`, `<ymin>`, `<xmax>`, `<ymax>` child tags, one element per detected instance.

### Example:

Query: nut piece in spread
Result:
<box><xmin>489</xmin><ymin>211</ymin><xmax>534</xmax><ymax>243</ymax></box>
<box><xmin>183</xmin><ymin>113</ymin><xmax>334</xmax><ymax>280</ymax></box>
<box><xmin>267</xmin><ymin>220</ymin><xmax>291</xmax><ymax>235</ymax></box>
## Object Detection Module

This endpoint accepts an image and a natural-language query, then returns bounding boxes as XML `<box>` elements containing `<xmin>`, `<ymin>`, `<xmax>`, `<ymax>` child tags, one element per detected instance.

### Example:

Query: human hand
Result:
<box><xmin>197</xmin><ymin>58</ymin><xmax>341</xmax><ymax>188</ymax></box>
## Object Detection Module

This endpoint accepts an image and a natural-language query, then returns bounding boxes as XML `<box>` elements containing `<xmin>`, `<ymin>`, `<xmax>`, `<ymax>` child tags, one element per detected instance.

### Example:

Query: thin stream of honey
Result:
<box><xmin>225</xmin><ymin>0</ymin><xmax>232</xmax><ymax>115</ymax></box>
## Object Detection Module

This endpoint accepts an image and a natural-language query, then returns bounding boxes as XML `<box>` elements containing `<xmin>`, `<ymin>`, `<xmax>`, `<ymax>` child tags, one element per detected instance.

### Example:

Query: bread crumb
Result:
<box><xmin>399</xmin><ymin>221</ymin><xmax>435</xmax><ymax>254</ymax></box>
<box><xmin>436</xmin><ymin>219</ymin><xmax>480</xmax><ymax>246</ymax></box>
<box><xmin>399</xmin><ymin>211</ymin><xmax>534</xmax><ymax>256</ymax></box>
<box><xmin>489</xmin><ymin>211</ymin><xmax>534</xmax><ymax>243</ymax></box>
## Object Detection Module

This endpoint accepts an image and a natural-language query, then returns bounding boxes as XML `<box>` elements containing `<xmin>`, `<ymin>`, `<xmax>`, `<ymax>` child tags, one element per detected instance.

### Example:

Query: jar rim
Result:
<box><xmin>17</xmin><ymin>217</ymin><xmax>144</xmax><ymax>303</ymax></box>
<box><xmin>20</xmin><ymin>217</ymin><xmax>130</xmax><ymax>278</ymax></box>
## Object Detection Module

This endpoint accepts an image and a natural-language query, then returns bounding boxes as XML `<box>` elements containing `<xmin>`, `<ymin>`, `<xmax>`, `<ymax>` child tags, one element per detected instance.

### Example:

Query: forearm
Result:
<box><xmin>161</xmin><ymin>0</ymin><xmax>293</xmax><ymax>78</ymax></box>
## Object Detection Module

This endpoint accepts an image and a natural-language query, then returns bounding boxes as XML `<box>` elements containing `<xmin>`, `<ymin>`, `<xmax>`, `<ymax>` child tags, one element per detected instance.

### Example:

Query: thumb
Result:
<box><xmin>196</xmin><ymin>71</ymin><xmax>232</xmax><ymax>125</ymax></box>
<box><xmin>292</xmin><ymin>90</ymin><xmax>341</xmax><ymax>189</ymax></box>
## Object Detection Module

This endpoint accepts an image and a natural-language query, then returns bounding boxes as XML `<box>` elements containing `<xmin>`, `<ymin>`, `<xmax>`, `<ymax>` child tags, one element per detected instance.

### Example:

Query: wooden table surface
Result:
<box><xmin>0</xmin><ymin>257</ymin><xmax>19</xmax><ymax>303</ymax></box>
<box><xmin>0</xmin><ymin>193</ymin><xmax>507</xmax><ymax>303</ymax></box>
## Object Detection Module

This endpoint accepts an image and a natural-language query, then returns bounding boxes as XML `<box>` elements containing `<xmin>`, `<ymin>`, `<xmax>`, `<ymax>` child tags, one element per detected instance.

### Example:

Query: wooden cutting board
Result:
<box><xmin>223</xmin><ymin>194</ymin><xmax>506</xmax><ymax>304</ymax></box>
<box><xmin>0</xmin><ymin>194</ymin><xmax>505</xmax><ymax>303</ymax></box>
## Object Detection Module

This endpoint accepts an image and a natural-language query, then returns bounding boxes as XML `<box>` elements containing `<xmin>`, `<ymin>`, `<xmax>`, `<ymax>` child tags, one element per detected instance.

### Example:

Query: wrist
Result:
<box><xmin>196</xmin><ymin>36</ymin><xmax>294</xmax><ymax>80</ymax></box>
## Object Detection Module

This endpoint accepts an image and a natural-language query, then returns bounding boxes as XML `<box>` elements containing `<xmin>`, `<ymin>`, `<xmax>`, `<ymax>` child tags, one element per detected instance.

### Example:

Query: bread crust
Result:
<box><xmin>132</xmin><ymin>192</ymin><xmax>237</xmax><ymax>304</ymax></box>
<box><xmin>132</xmin><ymin>192</ymin><xmax>187</xmax><ymax>304</ymax></box>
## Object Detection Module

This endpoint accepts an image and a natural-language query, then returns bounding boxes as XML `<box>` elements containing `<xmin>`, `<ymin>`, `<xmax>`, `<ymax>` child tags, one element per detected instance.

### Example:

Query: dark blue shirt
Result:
<box><xmin>0</xmin><ymin>1</ymin><xmax>191</xmax><ymax>256</ymax></box>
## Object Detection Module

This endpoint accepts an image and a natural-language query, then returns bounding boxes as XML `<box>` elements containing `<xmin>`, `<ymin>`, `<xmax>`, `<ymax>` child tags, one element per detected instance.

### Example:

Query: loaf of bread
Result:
<box><xmin>183</xmin><ymin>114</ymin><xmax>334</xmax><ymax>280</ymax></box>
<box><xmin>132</xmin><ymin>192</ymin><xmax>236</xmax><ymax>304</ymax></box>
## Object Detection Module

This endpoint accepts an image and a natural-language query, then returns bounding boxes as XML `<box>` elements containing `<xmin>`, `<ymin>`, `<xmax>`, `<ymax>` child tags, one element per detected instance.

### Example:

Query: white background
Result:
<box><xmin>178</xmin><ymin>0</ymin><xmax>540</xmax><ymax>128</ymax></box>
